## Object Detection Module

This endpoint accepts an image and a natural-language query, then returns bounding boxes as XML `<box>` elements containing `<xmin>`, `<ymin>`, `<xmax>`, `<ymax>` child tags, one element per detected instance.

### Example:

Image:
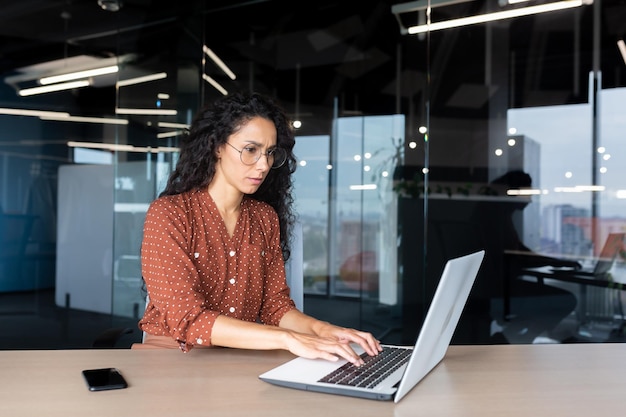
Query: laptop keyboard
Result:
<box><xmin>318</xmin><ymin>346</ymin><xmax>412</xmax><ymax>389</ymax></box>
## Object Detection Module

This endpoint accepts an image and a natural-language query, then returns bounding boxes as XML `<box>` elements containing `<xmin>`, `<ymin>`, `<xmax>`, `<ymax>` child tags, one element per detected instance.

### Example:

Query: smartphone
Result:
<box><xmin>82</xmin><ymin>368</ymin><xmax>128</xmax><ymax>391</ymax></box>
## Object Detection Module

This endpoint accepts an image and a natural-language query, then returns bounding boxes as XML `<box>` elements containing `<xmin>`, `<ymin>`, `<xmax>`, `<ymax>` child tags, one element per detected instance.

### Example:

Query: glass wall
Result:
<box><xmin>110</xmin><ymin>16</ymin><xmax>203</xmax><ymax>319</ymax></box>
<box><xmin>392</xmin><ymin>0</ymin><xmax>626</xmax><ymax>344</ymax></box>
<box><xmin>1</xmin><ymin>0</ymin><xmax>625</xmax><ymax>348</ymax></box>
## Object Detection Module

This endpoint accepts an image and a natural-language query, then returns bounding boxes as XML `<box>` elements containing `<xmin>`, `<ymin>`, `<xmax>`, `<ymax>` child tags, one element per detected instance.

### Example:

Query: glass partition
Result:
<box><xmin>293</xmin><ymin>134</ymin><xmax>331</xmax><ymax>295</ymax></box>
<box><xmin>110</xmin><ymin>18</ymin><xmax>202</xmax><ymax>320</ymax></box>
<box><xmin>1</xmin><ymin>0</ymin><xmax>626</xmax><ymax>349</ymax></box>
<box><xmin>406</xmin><ymin>0</ymin><xmax>626</xmax><ymax>344</ymax></box>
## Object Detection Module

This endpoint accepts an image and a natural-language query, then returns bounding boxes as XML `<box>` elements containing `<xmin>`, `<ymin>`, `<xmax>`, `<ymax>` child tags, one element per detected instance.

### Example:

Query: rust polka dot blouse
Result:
<box><xmin>138</xmin><ymin>188</ymin><xmax>296</xmax><ymax>351</ymax></box>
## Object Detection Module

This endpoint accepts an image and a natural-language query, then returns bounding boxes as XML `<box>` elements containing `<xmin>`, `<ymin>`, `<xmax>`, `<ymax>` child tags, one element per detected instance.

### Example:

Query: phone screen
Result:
<box><xmin>82</xmin><ymin>368</ymin><xmax>128</xmax><ymax>391</ymax></box>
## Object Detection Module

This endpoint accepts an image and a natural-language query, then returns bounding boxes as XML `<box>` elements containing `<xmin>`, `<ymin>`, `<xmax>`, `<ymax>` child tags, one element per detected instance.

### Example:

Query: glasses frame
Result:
<box><xmin>225</xmin><ymin>142</ymin><xmax>287</xmax><ymax>169</ymax></box>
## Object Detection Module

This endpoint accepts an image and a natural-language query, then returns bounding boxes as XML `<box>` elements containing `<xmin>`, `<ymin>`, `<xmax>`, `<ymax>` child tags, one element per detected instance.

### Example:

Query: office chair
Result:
<box><xmin>92</xmin><ymin>327</ymin><xmax>135</xmax><ymax>348</ymax></box>
<box><xmin>285</xmin><ymin>221</ymin><xmax>304</xmax><ymax>311</ymax></box>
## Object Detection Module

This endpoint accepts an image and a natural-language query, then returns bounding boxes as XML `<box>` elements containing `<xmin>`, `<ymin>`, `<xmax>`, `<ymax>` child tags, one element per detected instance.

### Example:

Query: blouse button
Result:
<box><xmin>229</xmin><ymin>250</ymin><xmax>236</xmax><ymax>257</ymax></box>
<box><xmin>194</xmin><ymin>253</ymin><xmax>200</xmax><ymax>259</ymax></box>
<box><xmin>196</xmin><ymin>338</ymin><xmax>203</xmax><ymax>345</ymax></box>
<box><xmin>229</xmin><ymin>278</ymin><xmax>235</xmax><ymax>284</ymax></box>
<box><xmin>229</xmin><ymin>307</ymin><xmax>235</xmax><ymax>313</ymax></box>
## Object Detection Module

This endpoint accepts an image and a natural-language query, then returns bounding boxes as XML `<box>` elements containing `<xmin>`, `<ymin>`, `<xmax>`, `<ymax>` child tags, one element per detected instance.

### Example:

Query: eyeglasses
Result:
<box><xmin>225</xmin><ymin>142</ymin><xmax>287</xmax><ymax>169</ymax></box>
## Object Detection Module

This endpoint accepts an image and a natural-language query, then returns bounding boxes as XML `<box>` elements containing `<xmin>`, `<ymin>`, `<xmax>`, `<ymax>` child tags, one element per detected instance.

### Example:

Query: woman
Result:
<box><xmin>137</xmin><ymin>91</ymin><xmax>381</xmax><ymax>365</ymax></box>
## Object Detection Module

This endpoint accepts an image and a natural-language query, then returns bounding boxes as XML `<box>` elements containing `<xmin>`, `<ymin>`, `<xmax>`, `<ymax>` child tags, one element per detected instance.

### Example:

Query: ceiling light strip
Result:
<box><xmin>156</xmin><ymin>147</ymin><xmax>180</xmax><ymax>153</ymax></box>
<box><xmin>40</xmin><ymin>65</ymin><xmax>119</xmax><ymax>85</ymax></box>
<box><xmin>157</xmin><ymin>131</ymin><xmax>184</xmax><ymax>139</ymax></box>
<box><xmin>202</xmin><ymin>74</ymin><xmax>228</xmax><ymax>95</ymax></box>
<box><xmin>116</xmin><ymin>72</ymin><xmax>168</xmax><ymax>87</ymax></box>
<box><xmin>158</xmin><ymin>122</ymin><xmax>189</xmax><ymax>129</ymax></box>
<box><xmin>350</xmin><ymin>184</ymin><xmax>378</xmax><ymax>191</ymax></box>
<box><xmin>0</xmin><ymin>108</ymin><xmax>70</xmax><ymax>118</ymax></box>
<box><xmin>115</xmin><ymin>108</ymin><xmax>177</xmax><ymax>116</ymax></box>
<box><xmin>408</xmin><ymin>0</ymin><xmax>590</xmax><ymax>35</ymax></box>
<box><xmin>18</xmin><ymin>80</ymin><xmax>90</xmax><ymax>96</ymax></box>
<box><xmin>157</xmin><ymin>130</ymin><xmax>185</xmax><ymax>139</ymax></box>
<box><xmin>203</xmin><ymin>46</ymin><xmax>236</xmax><ymax>80</ymax></box>
<box><xmin>506</xmin><ymin>189</ymin><xmax>542</xmax><ymax>195</ymax></box>
<box><xmin>40</xmin><ymin>115</ymin><xmax>129</xmax><ymax>125</ymax></box>
<box><xmin>67</xmin><ymin>141</ymin><xmax>134</xmax><ymax>151</ymax></box>
<box><xmin>618</xmin><ymin>40</ymin><xmax>626</xmax><ymax>66</ymax></box>
<box><xmin>554</xmin><ymin>185</ymin><xmax>606</xmax><ymax>193</ymax></box>
<box><xmin>67</xmin><ymin>141</ymin><xmax>180</xmax><ymax>153</ymax></box>
<box><xmin>575</xmin><ymin>185</ymin><xmax>605</xmax><ymax>192</ymax></box>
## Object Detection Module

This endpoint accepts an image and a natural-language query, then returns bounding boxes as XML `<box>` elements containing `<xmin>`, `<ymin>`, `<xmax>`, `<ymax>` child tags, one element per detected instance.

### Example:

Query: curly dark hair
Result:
<box><xmin>160</xmin><ymin>91</ymin><xmax>297</xmax><ymax>261</ymax></box>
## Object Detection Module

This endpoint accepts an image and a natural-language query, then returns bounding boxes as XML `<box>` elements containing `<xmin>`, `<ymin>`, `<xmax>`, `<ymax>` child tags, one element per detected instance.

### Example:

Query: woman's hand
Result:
<box><xmin>312</xmin><ymin>321</ymin><xmax>382</xmax><ymax>357</ymax></box>
<box><xmin>277</xmin><ymin>310</ymin><xmax>382</xmax><ymax>364</ymax></box>
<box><xmin>281</xmin><ymin>332</ymin><xmax>361</xmax><ymax>365</ymax></box>
<box><xmin>282</xmin><ymin>328</ymin><xmax>381</xmax><ymax>366</ymax></box>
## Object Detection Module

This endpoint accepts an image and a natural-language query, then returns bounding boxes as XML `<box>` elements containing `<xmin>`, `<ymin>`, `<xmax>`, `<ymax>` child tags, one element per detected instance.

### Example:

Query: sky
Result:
<box><xmin>508</xmin><ymin>86</ymin><xmax>626</xmax><ymax>219</ymax></box>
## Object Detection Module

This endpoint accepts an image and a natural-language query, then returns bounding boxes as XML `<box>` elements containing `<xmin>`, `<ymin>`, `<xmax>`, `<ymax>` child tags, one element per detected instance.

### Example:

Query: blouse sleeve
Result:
<box><xmin>140</xmin><ymin>197</ymin><xmax>218</xmax><ymax>351</ymax></box>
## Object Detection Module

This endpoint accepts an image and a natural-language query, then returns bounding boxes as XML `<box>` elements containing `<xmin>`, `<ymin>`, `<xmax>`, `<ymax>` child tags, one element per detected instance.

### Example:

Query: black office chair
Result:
<box><xmin>92</xmin><ymin>327</ymin><xmax>135</xmax><ymax>348</ymax></box>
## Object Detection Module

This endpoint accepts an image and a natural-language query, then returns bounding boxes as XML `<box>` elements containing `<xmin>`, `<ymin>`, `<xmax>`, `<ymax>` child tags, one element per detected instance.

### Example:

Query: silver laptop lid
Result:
<box><xmin>394</xmin><ymin>250</ymin><xmax>485</xmax><ymax>402</ymax></box>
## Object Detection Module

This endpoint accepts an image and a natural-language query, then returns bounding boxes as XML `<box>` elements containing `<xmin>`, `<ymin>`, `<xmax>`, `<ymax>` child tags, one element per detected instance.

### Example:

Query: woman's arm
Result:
<box><xmin>141</xmin><ymin>196</ymin><xmax>221</xmax><ymax>349</ymax></box>
<box><xmin>210</xmin><ymin>312</ymin><xmax>381</xmax><ymax>365</ymax></box>
<box><xmin>278</xmin><ymin>309</ymin><xmax>382</xmax><ymax>357</ymax></box>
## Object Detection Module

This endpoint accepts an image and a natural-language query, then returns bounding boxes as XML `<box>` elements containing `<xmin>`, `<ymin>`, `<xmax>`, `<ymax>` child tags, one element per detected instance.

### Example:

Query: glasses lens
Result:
<box><xmin>236</xmin><ymin>144</ymin><xmax>286</xmax><ymax>168</ymax></box>
<box><xmin>240</xmin><ymin>147</ymin><xmax>258</xmax><ymax>165</ymax></box>
<box><xmin>270</xmin><ymin>148</ymin><xmax>287</xmax><ymax>168</ymax></box>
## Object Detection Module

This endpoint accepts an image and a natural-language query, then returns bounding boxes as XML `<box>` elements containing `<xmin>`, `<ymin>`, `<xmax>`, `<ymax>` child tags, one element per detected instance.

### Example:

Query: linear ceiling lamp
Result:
<box><xmin>39</xmin><ymin>65</ymin><xmax>118</xmax><ymax>85</ymax></box>
<box><xmin>115</xmin><ymin>108</ymin><xmax>177</xmax><ymax>116</ymax></box>
<box><xmin>618</xmin><ymin>39</ymin><xmax>626</xmax><ymax>66</ymax></box>
<box><xmin>0</xmin><ymin>107</ymin><xmax>128</xmax><ymax>125</ymax></box>
<box><xmin>158</xmin><ymin>122</ymin><xmax>189</xmax><ymax>129</ymax></box>
<box><xmin>506</xmin><ymin>188</ymin><xmax>542</xmax><ymax>195</ymax></box>
<box><xmin>67</xmin><ymin>141</ymin><xmax>180</xmax><ymax>154</ymax></box>
<box><xmin>157</xmin><ymin>130</ymin><xmax>184</xmax><ymax>139</ymax></box>
<box><xmin>40</xmin><ymin>115</ymin><xmax>129</xmax><ymax>125</ymax></box>
<box><xmin>0</xmin><ymin>107</ymin><xmax>70</xmax><ymax>118</ymax></box>
<box><xmin>67</xmin><ymin>141</ymin><xmax>134</xmax><ymax>151</ymax></box>
<box><xmin>202</xmin><ymin>74</ymin><xmax>228</xmax><ymax>95</ymax></box>
<box><xmin>554</xmin><ymin>185</ymin><xmax>605</xmax><ymax>192</ymax></box>
<box><xmin>399</xmin><ymin>0</ymin><xmax>591</xmax><ymax>35</ymax></box>
<box><xmin>4</xmin><ymin>54</ymin><xmax>135</xmax><ymax>96</ymax></box>
<box><xmin>203</xmin><ymin>46</ymin><xmax>236</xmax><ymax>80</ymax></box>
<box><xmin>18</xmin><ymin>80</ymin><xmax>90</xmax><ymax>96</ymax></box>
<box><xmin>116</xmin><ymin>72</ymin><xmax>167</xmax><ymax>87</ymax></box>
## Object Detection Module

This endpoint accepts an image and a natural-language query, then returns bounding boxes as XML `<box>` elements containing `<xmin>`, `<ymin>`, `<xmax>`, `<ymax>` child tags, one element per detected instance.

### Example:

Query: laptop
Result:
<box><xmin>551</xmin><ymin>232</ymin><xmax>625</xmax><ymax>278</ymax></box>
<box><xmin>259</xmin><ymin>250</ymin><xmax>485</xmax><ymax>403</ymax></box>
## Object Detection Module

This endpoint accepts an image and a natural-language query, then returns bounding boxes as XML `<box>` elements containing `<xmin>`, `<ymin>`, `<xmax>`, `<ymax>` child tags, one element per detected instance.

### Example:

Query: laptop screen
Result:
<box><xmin>594</xmin><ymin>232</ymin><xmax>625</xmax><ymax>274</ymax></box>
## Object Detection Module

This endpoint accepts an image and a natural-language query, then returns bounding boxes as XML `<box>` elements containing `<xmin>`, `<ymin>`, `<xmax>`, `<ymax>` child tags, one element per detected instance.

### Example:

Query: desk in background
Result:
<box><xmin>1</xmin><ymin>344</ymin><xmax>626</xmax><ymax>417</ymax></box>
<box><xmin>504</xmin><ymin>259</ymin><xmax>626</xmax><ymax>331</ymax></box>
<box><xmin>503</xmin><ymin>250</ymin><xmax>626</xmax><ymax>321</ymax></box>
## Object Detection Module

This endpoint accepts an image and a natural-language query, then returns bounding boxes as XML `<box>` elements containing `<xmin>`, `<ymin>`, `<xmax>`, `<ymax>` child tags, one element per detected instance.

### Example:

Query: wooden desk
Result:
<box><xmin>0</xmin><ymin>344</ymin><xmax>625</xmax><ymax>417</ymax></box>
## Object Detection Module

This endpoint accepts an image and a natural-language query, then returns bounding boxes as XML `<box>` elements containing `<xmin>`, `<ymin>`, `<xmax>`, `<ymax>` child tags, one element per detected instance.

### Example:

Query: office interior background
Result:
<box><xmin>1</xmin><ymin>0</ymin><xmax>625</xmax><ymax>349</ymax></box>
